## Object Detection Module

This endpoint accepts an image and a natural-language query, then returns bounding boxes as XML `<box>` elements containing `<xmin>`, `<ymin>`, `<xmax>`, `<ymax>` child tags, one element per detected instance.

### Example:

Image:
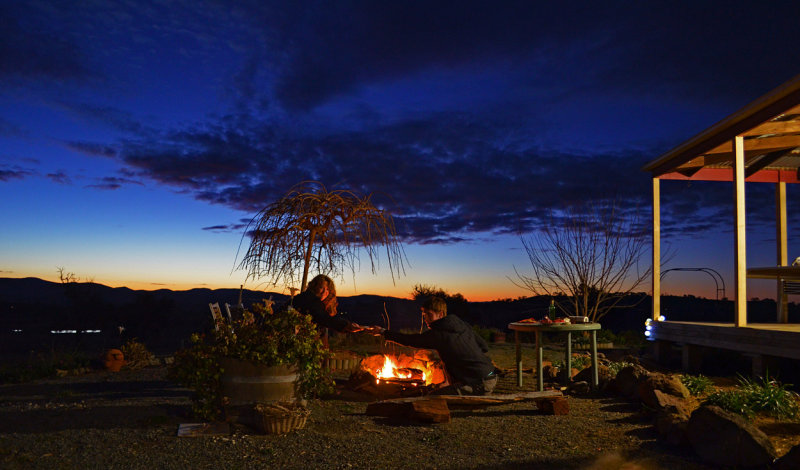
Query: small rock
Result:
<box><xmin>573</xmin><ymin>364</ymin><xmax>611</xmax><ymax>386</ymax></box>
<box><xmin>566</xmin><ymin>381</ymin><xmax>590</xmax><ymax>395</ymax></box>
<box><xmin>774</xmin><ymin>441</ymin><xmax>800</xmax><ymax>470</ymax></box>
<box><xmin>542</xmin><ymin>364</ymin><xmax>559</xmax><ymax>380</ymax></box>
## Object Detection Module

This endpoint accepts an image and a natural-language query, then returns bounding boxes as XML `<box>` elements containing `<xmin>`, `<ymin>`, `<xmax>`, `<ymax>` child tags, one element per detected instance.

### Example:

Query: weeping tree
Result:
<box><xmin>238</xmin><ymin>181</ymin><xmax>407</xmax><ymax>292</ymax></box>
<box><xmin>513</xmin><ymin>202</ymin><xmax>651</xmax><ymax>323</ymax></box>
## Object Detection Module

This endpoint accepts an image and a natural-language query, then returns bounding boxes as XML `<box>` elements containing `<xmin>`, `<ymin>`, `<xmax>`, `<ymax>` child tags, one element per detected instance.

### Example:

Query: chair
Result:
<box><xmin>209</xmin><ymin>303</ymin><xmax>224</xmax><ymax>331</ymax></box>
<box><xmin>224</xmin><ymin>303</ymin><xmax>233</xmax><ymax>323</ymax></box>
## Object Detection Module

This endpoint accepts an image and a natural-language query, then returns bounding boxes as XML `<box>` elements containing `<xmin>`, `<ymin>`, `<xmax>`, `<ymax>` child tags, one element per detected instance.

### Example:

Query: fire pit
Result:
<box><xmin>348</xmin><ymin>351</ymin><xmax>448</xmax><ymax>398</ymax></box>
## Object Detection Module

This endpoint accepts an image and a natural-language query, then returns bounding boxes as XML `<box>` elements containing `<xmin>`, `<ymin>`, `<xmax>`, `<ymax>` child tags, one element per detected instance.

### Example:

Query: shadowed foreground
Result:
<box><xmin>0</xmin><ymin>358</ymin><xmax>717</xmax><ymax>470</ymax></box>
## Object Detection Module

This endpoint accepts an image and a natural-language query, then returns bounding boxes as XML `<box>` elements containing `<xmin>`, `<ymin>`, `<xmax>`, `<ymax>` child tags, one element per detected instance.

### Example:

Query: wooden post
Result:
<box><xmin>682</xmin><ymin>344</ymin><xmax>703</xmax><ymax>374</ymax></box>
<box><xmin>515</xmin><ymin>330</ymin><xmax>522</xmax><ymax>387</ymax></box>
<box><xmin>733</xmin><ymin>136</ymin><xmax>747</xmax><ymax>327</ymax></box>
<box><xmin>564</xmin><ymin>332</ymin><xmax>572</xmax><ymax>385</ymax></box>
<box><xmin>536</xmin><ymin>331</ymin><xmax>543</xmax><ymax>392</ymax></box>
<box><xmin>776</xmin><ymin>182</ymin><xmax>788</xmax><ymax>323</ymax></box>
<box><xmin>652</xmin><ymin>177</ymin><xmax>661</xmax><ymax>321</ymax></box>
<box><xmin>590</xmin><ymin>330</ymin><xmax>599</xmax><ymax>389</ymax></box>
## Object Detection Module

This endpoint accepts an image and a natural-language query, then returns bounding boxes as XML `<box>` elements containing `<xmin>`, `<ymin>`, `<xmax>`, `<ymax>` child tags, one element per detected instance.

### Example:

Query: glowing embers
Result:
<box><xmin>349</xmin><ymin>351</ymin><xmax>448</xmax><ymax>397</ymax></box>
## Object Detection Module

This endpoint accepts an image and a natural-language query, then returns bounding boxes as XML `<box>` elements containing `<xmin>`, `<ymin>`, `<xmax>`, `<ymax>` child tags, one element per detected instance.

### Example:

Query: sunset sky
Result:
<box><xmin>2</xmin><ymin>1</ymin><xmax>800</xmax><ymax>301</ymax></box>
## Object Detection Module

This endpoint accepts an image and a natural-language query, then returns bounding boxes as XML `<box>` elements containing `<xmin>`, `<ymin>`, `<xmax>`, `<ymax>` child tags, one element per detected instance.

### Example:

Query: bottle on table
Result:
<box><xmin>548</xmin><ymin>299</ymin><xmax>557</xmax><ymax>320</ymax></box>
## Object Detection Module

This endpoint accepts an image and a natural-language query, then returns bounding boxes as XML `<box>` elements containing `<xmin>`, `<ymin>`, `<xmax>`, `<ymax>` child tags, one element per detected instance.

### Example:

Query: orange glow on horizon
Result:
<box><xmin>4</xmin><ymin>271</ymin><xmax>784</xmax><ymax>302</ymax></box>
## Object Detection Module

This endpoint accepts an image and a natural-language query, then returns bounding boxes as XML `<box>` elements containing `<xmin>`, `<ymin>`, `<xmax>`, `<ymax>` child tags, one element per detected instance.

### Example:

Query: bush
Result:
<box><xmin>121</xmin><ymin>339</ymin><xmax>154</xmax><ymax>370</ymax></box>
<box><xmin>0</xmin><ymin>349</ymin><xmax>91</xmax><ymax>383</ymax></box>
<box><xmin>681</xmin><ymin>374</ymin><xmax>714</xmax><ymax>396</ymax></box>
<box><xmin>571</xmin><ymin>354</ymin><xmax>590</xmax><ymax>370</ymax></box>
<box><xmin>472</xmin><ymin>325</ymin><xmax>494</xmax><ymax>344</ymax></box>
<box><xmin>704</xmin><ymin>389</ymin><xmax>755</xmax><ymax>419</ymax></box>
<box><xmin>607</xmin><ymin>361</ymin><xmax>634</xmax><ymax>378</ymax></box>
<box><xmin>703</xmin><ymin>374</ymin><xmax>800</xmax><ymax>420</ymax></box>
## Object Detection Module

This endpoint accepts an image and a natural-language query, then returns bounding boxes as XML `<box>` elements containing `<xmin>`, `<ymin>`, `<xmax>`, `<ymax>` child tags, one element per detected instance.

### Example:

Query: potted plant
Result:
<box><xmin>169</xmin><ymin>299</ymin><xmax>333</xmax><ymax>421</ymax></box>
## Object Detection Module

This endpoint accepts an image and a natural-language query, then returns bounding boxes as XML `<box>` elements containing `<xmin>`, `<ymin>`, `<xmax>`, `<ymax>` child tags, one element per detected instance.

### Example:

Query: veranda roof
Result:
<box><xmin>642</xmin><ymin>73</ymin><xmax>800</xmax><ymax>182</ymax></box>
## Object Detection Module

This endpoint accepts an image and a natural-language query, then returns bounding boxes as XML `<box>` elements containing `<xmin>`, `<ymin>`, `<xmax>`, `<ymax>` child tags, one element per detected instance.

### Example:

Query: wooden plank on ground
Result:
<box><xmin>367</xmin><ymin>390</ymin><xmax>562</xmax><ymax>410</ymax></box>
<box><xmin>366</xmin><ymin>397</ymin><xmax>450</xmax><ymax>423</ymax></box>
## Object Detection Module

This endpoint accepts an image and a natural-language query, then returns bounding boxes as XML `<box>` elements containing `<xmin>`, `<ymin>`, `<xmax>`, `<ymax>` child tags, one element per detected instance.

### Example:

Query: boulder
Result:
<box><xmin>653</xmin><ymin>402</ymin><xmax>692</xmax><ymax>446</ymax></box>
<box><xmin>638</xmin><ymin>373</ymin><xmax>690</xmax><ymax>409</ymax></box>
<box><xmin>566</xmin><ymin>380</ymin><xmax>590</xmax><ymax>395</ymax></box>
<box><xmin>612</xmin><ymin>364</ymin><xmax>650</xmax><ymax>399</ymax></box>
<box><xmin>542</xmin><ymin>364</ymin><xmax>559</xmax><ymax>380</ymax></box>
<box><xmin>687</xmin><ymin>405</ymin><xmax>778</xmax><ymax>467</ymax></box>
<box><xmin>574</xmin><ymin>364</ymin><xmax>611</xmax><ymax>387</ymax></box>
<box><xmin>774</xmin><ymin>442</ymin><xmax>800</xmax><ymax>470</ymax></box>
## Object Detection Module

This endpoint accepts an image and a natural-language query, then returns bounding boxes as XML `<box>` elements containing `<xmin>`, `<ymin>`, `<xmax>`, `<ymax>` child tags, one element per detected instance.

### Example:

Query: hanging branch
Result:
<box><xmin>237</xmin><ymin>181</ymin><xmax>407</xmax><ymax>292</ymax></box>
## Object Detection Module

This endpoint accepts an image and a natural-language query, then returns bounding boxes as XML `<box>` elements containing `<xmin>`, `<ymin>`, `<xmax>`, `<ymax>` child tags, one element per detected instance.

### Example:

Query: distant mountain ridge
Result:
<box><xmin>0</xmin><ymin>277</ymin><xmax>419</xmax><ymax>353</ymax></box>
<box><xmin>2</xmin><ymin>277</ymin><xmax>796</xmax><ymax>355</ymax></box>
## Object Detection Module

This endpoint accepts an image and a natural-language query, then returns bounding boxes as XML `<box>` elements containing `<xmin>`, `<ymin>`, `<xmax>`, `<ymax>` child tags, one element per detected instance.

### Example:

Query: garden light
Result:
<box><xmin>658</xmin><ymin>315</ymin><xmax>666</xmax><ymax>321</ymax></box>
<box><xmin>644</xmin><ymin>330</ymin><xmax>652</xmax><ymax>337</ymax></box>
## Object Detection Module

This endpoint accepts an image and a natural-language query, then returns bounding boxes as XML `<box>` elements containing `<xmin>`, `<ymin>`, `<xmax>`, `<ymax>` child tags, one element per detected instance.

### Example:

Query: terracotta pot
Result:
<box><xmin>103</xmin><ymin>349</ymin><xmax>125</xmax><ymax>372</ymax></box>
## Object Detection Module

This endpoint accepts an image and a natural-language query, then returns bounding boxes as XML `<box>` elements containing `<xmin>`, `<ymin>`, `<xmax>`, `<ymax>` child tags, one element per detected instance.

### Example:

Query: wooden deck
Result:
<box><xmin>650</xmin><ymin>321</ymin><xmax>800</xmax><ymax>375</ymax></box>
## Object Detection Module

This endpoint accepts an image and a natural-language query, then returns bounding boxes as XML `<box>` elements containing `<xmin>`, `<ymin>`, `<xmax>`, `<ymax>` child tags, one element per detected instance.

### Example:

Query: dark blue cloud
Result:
<box><xmin>0</xmin><ymin>4</ymin><xmax>94</xmax><ymax>84</ymax></box>
<box><xmin>85</xmin><ymin>176</ymin><xmax>143</xmax><ymax>191</ymax></box>
<box><xmin>4</xmin><ymin>1</ymin><xmax>799</xmax><ymax>246</ymax></box>
<box><xmin>46</xmin><ymin>171</ymin><xmax>72</xmax><ymax>185</ymax></box>
<box><xmin>0</xmin><ymin>165</ymin><xmax>35</xmax><ymax>182</ymax></box>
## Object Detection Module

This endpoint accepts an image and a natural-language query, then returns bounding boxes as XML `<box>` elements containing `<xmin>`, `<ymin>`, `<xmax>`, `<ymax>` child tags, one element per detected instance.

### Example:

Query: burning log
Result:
<box><xmin>348</xmin><ymin>370</ymin><xmax>432</xmax><ymax>398</ymax></box>
<box><xmin>349</xmin><ymin>353</ymin><xmax>448</xmax><ymax>398</ymax></box>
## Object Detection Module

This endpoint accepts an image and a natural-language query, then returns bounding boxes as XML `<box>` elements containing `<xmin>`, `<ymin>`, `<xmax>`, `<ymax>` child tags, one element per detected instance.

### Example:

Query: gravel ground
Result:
<box><xmin>0</xmin><ymin>360</ymin><xmax>717</xmax><ymax>470</ymax></box>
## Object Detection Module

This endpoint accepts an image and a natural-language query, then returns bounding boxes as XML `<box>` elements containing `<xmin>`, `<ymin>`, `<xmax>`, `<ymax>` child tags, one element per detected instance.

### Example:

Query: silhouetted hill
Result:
<box><xmin>1</xmin><ymin>277</ymin><xmax>797</xmax><ymax>355</ymax></box>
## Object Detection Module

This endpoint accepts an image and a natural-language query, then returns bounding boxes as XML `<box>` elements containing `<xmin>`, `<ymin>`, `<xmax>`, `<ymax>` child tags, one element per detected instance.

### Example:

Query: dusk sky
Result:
<box><xmin>2</xmin><ymin>1</ymin><xmax>800</xmax><ymax>301</ymax></box>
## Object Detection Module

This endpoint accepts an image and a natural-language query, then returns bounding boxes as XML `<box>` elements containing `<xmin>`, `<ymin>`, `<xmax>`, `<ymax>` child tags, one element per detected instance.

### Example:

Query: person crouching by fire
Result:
<box><xmin>368</xmin><ymin>296</ymin><xmax>498</xmax><ymax>395</ymax></box>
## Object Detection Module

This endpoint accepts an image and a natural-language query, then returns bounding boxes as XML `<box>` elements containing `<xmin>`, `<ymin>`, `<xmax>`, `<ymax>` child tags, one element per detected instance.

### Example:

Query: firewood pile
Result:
<box><xmin>347</xmin><ymin>369</ymin><xmax>438</xmax><ymax>398</ymax></box>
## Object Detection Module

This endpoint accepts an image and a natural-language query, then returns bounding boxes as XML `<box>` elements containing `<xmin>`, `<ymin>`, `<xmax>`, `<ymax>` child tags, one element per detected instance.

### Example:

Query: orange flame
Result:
<box><xmin>361</xmin><ymin>352</ymin><xmax>446</xmax><ymax>386</ymax></box>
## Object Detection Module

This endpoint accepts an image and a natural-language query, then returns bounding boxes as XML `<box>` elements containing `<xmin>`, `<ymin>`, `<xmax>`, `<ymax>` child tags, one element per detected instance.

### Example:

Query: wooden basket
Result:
<box><xmin>254</xmin><ymin>402</ymin><xmax>310</xmax><ymax>434</ymax></box>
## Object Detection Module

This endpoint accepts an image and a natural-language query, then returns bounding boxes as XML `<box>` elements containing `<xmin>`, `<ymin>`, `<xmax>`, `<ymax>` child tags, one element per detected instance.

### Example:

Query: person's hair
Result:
<box><xmin>307</xmin><ymin>274</ymin><xmax>337</xmax><ymax>316</ymax></box>
<box><xmin>422</xmin><ymin>296</ymin><xmax>447</xmax><ymax>316</ymax></box>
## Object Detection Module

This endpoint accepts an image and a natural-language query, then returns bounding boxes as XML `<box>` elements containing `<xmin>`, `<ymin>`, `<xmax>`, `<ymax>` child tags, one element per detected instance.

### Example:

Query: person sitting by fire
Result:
<box><xmin>368</xmin><ymin>296</ymin><xmax>498</xmax><ymax>395</ymax></box>
<box><xmin>292</xmin><ymin>274</ymin><xmax>364</xmax><ymax>338</ymax></box>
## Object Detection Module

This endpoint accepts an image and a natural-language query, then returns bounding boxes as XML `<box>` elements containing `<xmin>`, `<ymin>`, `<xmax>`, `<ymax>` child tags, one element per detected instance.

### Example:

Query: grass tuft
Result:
<box><xmin>680</xmin><ymin>374</ymin><xmax>714</xmax><ymax>396</ymax></box>
<box><xmin>703</xmin><ymin>373</ymin><xmax>800</xmax><ymax>420</ymax></box>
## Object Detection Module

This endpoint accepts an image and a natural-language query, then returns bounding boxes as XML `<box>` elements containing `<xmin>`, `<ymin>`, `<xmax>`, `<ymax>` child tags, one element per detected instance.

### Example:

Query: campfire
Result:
<box><xmin>349</xmin><ymin>350</ymin><xmax>447</xmax><ymax>397</ymax></box>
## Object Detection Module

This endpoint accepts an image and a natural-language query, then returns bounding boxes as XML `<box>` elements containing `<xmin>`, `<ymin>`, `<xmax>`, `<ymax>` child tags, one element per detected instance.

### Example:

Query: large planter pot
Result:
<box><xmin>219</xmin><ymin>358</ymin><xmax>298</xmax><ymax>405</ymax></box>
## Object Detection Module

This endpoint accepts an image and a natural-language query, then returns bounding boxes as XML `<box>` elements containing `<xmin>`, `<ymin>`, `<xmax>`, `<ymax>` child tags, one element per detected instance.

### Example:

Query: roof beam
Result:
<box><xmin>742</xmin><ymin>120</ymin><xmax>800</xmax><ymax>136</ymax></box>
<box><xmin>744</xmin><ymin>149</ymin><xmax>793</xmax><ymax>177</ymax></box>
<box><xmin>657</xmin><ymin>168</ymin><xmax>800</xmax><ymax>183</ymax></box>
<box><xmin>643</xmin><ymin>74</ymin><xmax>800</xmax><ymax>176</ymax></box>
<box><xmin>704</xmin><ymin>135</ymin><xmax>800</xmax><ymax>155</ymax></box>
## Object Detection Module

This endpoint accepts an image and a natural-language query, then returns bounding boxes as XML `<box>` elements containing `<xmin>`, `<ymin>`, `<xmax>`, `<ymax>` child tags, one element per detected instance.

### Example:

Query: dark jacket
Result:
<box><xmin>292</xmin><ymin>290</ymin><xmax>351</xmax><ymax>332</ymax></box>
<box><xmin>384</xmin><ymin>314</ymin><xmax>494</xmax><ymax>385</ymax></box>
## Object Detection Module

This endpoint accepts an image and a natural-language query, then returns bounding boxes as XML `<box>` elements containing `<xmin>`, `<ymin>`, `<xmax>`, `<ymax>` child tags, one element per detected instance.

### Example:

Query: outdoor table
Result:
<box><xmin>507</xmin><ymin>321</ymin><xmax>602</xmax><ymax>391</ymax></box>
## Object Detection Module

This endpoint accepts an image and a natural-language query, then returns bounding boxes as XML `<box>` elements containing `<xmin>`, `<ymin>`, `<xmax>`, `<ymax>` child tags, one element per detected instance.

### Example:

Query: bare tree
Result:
<box><xmin>237</xmin><ymin>181</ymin><xmax>407</xmax><ymax>292</ymax></box>
<box><xmin>513</xmin><ymin>203</ymin><xmax>651</xmax><ymax>323</ymax></box>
